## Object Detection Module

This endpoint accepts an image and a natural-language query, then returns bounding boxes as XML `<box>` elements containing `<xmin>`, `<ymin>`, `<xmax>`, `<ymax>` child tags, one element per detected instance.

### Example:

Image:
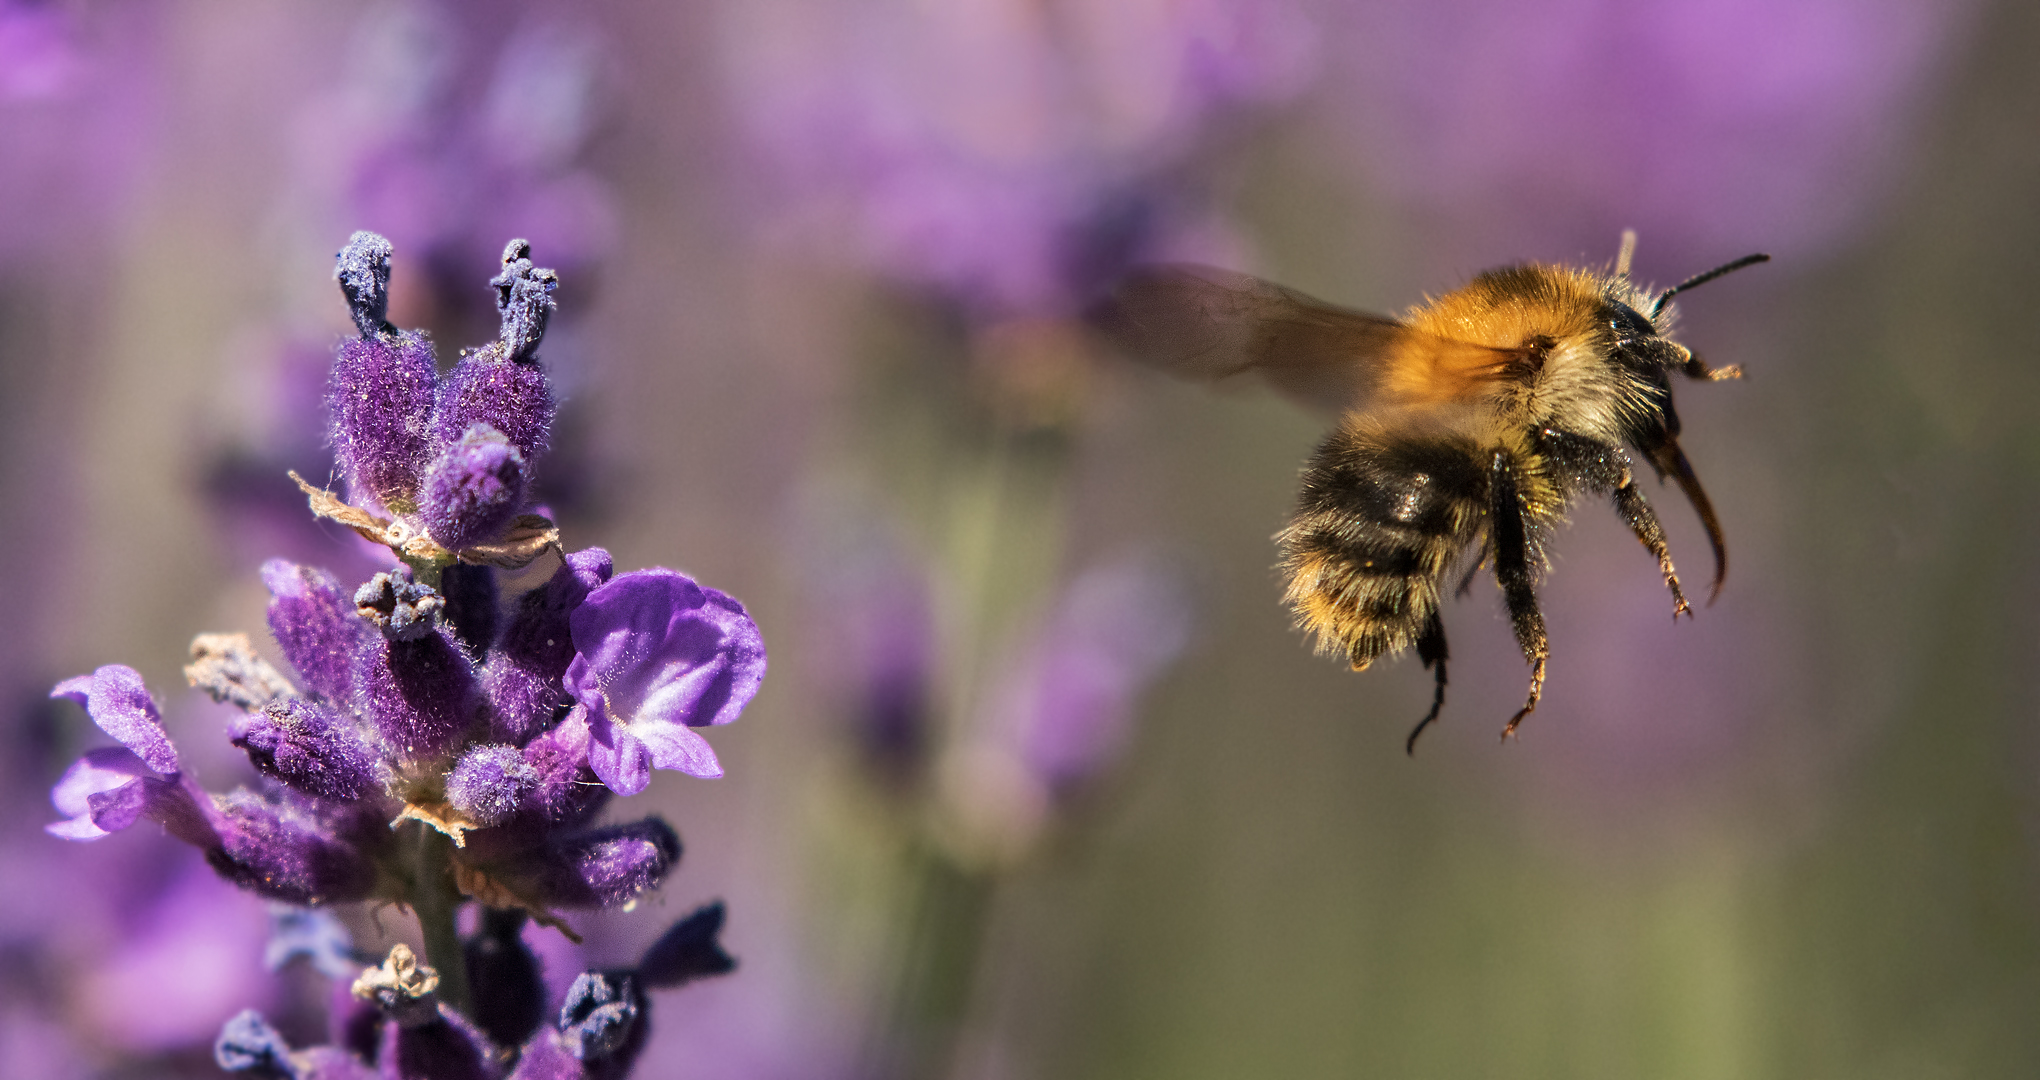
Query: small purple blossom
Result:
<box><xmin>564</xmin><ymin>570</ymin><xmax>768</xmax><ymax>795</ymax></box>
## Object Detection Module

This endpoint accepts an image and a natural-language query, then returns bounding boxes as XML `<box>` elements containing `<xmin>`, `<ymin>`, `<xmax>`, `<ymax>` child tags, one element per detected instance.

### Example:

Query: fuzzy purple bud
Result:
<box><xmin>263</xmin><ymin>560</ymin><xmax>376</xmax><ymax>704</ymax></box>
<box><xmin>355</xmin><ymin>628</ymin><xmax>483</xmax><ymax>763</ymax></box>
<box><xmin>206</xmin><ymin>789</ymin><xmax>381</xmax><ymax>905</ymax></box>
<box><xmin>231</xmin><ymin>697</ymin><xmax>383</xmax><ymax>801</ymax></box>
<box><xmin>534</xmin><ymin>818</ymin><xmax>680</xmax><ymax>909</ymax></box>
<box><xmin>421</xmin><ymin>423</ymin><xmax>528</xmax><ymax>550</ymax></box>
<box><xmin>430</xmin><ymin>244</ymin><xmax>558</xmax><ymax>462</ymax></box>
<box><xmin>446</xmin><ymin>744</ymin><xmax>540</xmax><ymax>827</ymax></box>
<box><xmin>327</xmin><ymin>232</ymin><xmax>438</xmax><ymax>506</ymax></box>
<box><xmin>327</xmin><ymin>330</ymin><xmax>438</xmax><ymax>507</ymax></box>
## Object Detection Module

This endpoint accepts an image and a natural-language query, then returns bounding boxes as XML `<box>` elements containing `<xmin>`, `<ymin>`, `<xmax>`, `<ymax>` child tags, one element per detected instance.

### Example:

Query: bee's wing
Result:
<box><xmin>1089</xmin><ymin>264</ymin><xmax>1522</xmax><ymax>416</ymax></box>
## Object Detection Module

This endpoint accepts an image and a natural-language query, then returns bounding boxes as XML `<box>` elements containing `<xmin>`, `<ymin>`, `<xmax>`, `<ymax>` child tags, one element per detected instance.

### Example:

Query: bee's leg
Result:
<box><xmin>1406</xmin><ymin>610</ymin><xmax>1449</xmax><ymax>755</ymax></box>
<box><xmin>1489</xmin><ymin>451</ymin><xmax>1548</xmax><ymax>740</ymax></box>
<box><xmin>1639</xmin><ymin>429</ymin><xmax>1728</xmax><ymax>603</ymax></box>
<box><xmin>1610</xmin><ymin>464</ymin><xmax>1692</xmax><ymax>618</ymax></box>
<box><xmin>1678</xmin><ymin>349</ymin><xmax>1742</xmax><ymax>381</ymax></box>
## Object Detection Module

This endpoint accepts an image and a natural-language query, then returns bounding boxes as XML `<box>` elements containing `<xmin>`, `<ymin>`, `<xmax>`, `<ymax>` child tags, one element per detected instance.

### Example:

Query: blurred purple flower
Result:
<box><xmin>565</xmin><ymin>570</ymin><xmax>769</xmax><ymax>795</ymax></box>
<box><xmin>990</xmin><ymin>558</ymin><xmax>1193</xmax><ymax>795</ymax></box>
<box><xmin>300</xmin><ymin>3</ymin><xmax>618</xmax><ymax>288</ymax></box>
<box><xmin>722</xmin><ymin>0</ymin><xmax>1316</xmax><ymax>315</ymax></box>
<box><xmin>1326</xmin><ymin>0</ymin><xmax>1979</xmax><ymax>260</ymax></box>
<box><xmin>0</xmin><ymin>0</ymin><xmax>77</xmax><ymax>100</ymax></box>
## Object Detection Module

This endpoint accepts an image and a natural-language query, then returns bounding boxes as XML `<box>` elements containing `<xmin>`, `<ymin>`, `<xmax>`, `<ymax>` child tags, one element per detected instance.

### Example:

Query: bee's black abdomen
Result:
<box><xmin>1278</xmin><ymin>426</ymin><xmax>1488</xmax><ymax>667</ymax></box>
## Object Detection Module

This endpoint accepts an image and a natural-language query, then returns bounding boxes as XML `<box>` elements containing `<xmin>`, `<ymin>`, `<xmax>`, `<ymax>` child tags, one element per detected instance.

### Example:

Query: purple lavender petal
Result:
<box><xmin>264</xmin><ymin>559</ymin><xmax>377</xmax><ymax>704</ymax></box>
<box><xmin>47</xmin><ymin>747</ymin><xmax>153</xmax><ymax>840</ymax></box>
<box><xmin>485</xmin><ymin>547</ymin><xmax>612</xmax><ymax>744</ymax></box>
<box><xmin>231</xmin><ymin>697</ymin><xmax>384</xmax><ymax>802</ymax></box>
<box><xmin>421</xmin><ymin>422</ymin><xmax>529</xmax><ymax>551</ymax></box>
<box><xmin>566</xmin><ymin>569</ymin><xmax>766</xmax><ymax>729</ymax></box>
<box><xmin>582</xmin><ymin>694</ymin><xmax>652</xmax><ymax>797</ymax></box>
<box><xmin>630</xmin><ymin>717</ymin><xmax>721</xmax><ymax>780</ymax></box>
<box><xmin>51</xmin><ymin>664</ymin><xmax>179</xmax><ymax>773</ymax></box>
<box><xmin>532</xmin><ymin>818</ymin><xmax>680</xmax><ymax>909</ymax></box>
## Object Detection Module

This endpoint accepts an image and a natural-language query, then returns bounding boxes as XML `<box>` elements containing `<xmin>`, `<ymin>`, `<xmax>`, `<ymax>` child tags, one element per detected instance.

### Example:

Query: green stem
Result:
<box><xmin>869</xmin><ymin>842</ymin><xmax>997</xmax><ymax>1080</ymax></box>
<box><xmin>410</xmin><ymin>822</ymin><xmax>471</xmax><ymax>1016</ymax></box>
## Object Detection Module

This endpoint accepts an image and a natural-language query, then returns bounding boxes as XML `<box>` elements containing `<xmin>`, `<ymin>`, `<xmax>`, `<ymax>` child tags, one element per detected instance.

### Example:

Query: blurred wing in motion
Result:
<box><xmin>1089</xmin><ymin>264</ymin><xmax>1528</xmax><ymax>417</ymax></box>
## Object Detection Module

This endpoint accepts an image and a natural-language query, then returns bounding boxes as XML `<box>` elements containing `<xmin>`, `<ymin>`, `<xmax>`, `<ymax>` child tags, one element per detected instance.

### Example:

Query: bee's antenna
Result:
<box><xmin>1650</xmin><ymin>253</ymin><xmax>1770</xmax><ymax>318</ymax></box>
<box><xmin>1615</xmin><ymin>230</ymin><xmax>1638</xmax><ymax>279</ymax></box>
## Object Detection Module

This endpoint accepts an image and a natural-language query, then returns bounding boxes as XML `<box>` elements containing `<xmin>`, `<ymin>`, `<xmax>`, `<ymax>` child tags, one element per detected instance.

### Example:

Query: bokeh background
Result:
<box><xmin>3</xmin><ymin>0</ymin><xmax>2037</xmax><ymax>1076</ymax></box>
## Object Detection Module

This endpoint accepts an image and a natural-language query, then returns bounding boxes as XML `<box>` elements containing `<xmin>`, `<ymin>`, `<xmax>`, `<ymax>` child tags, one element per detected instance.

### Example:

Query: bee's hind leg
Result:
<box><xmin>1489</xmin><ymin>451</ymin><xmax>1549</xmax><ymax>740</ymax></box>
<box><xmin>1406</xmin><ymin>610</ymin><xmax>1449</xmax><ymax>755</ymax></box>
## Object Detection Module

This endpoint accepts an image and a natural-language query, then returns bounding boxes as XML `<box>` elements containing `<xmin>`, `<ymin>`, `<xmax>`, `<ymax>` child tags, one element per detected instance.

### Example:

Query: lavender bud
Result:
<box><xmin>263</xmin><ymin>560</ymin><xmax>376</xmax><ymax>704</ymax></box>
<box><xmin>446</xmin><ymin>743</ymin><xmax>540</xmax><ymax>827</ymax></box>
<box><xmin>492</xmin><ymin>239</ymin><xmax>557</xmax><ymax>364</ymax></box>
<box><xmin>214</xmin><ymin>1009</ymin><xmax>294</xmax><ymax>1077</ymax></box>
<box><xmin>328</xmin><ymin>232</ymin><xmax>438</xmax><ymax>507</ymax></box>
<box><xmin>328</xmin><ymin>332</ymin><xmax>438</xmax><ymax>508</ymax></box>
<box><xmin>355</xmin><ymin>628</ymin><xmax>483</xmax><ymax>762</ymax></box>
<box><xmin>231</xmin><ymin>697</ymin><xmax>383</xmax><ymax>801</ymax></box>
<box><xmin>354</xmin><ymin>572</ymin><xmax>445</xmax><ymax>643</ymax></box>
<box><xmin>555</xmin><ymin>971</ymin><xmax>641</xmax><ymax>1063</ymax></box>
<box><xmin>463</xmin><ymin>908</ymin><xmax>545</xmax><ymax>1049</ymax></box>
<box><xmin>430</xmin><ymin>243</ymin><xmax>558</xmax><ymax>463</ymax></box>
<box><xmin>207</xmin><ymin>789</ymin><xmax>380</xmax><ymax>905</ymax></box>
<box><xmin>636</xmin><ymin>901</ymin><xmax>736</xmax><ymax>988</ymax></box>
<box><xmin>421</xmin><ymin>423</ymin><xmax>528</xmax><ymax>551</ymax></box>
<box><xmin>378</xmin><ymin>1011</ymin><xmax>495</xmax><ymax>1080</ymax></box>
<box><xmin>335</xmin><ymin>230</ymin><xmax>393</xmax><ymax>337</ymax></box>
<box><xmin>534</xmin><ymin>818</ymin><xmax>680</xmax><ymax>909</ymax></box>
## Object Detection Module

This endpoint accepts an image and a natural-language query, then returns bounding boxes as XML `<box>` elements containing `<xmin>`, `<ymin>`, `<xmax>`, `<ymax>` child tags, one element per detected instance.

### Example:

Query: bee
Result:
<box><xmin>1090</xmin><ymin>233</ymin><xmax>1767</xmax><ymax>751</ymax></box>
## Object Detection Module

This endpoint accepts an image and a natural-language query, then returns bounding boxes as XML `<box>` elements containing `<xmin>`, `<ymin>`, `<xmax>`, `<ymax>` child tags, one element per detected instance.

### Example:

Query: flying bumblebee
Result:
<box><xmin>1090</xmin><ymin>233</ymin><xmax>1767</xmax><ymax>751</ymax></box>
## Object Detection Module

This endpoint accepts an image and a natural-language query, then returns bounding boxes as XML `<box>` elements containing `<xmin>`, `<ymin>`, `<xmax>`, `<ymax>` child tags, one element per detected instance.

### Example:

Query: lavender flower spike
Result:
<box><xmin>327</xmin><ymin>231</ymin><xmax>438</xmax><ymax>507</ymax></box>
<box><xmin>564</xmin><ymin>569</ymin><xmax>767</xmax><ymax>795</ymax></box>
